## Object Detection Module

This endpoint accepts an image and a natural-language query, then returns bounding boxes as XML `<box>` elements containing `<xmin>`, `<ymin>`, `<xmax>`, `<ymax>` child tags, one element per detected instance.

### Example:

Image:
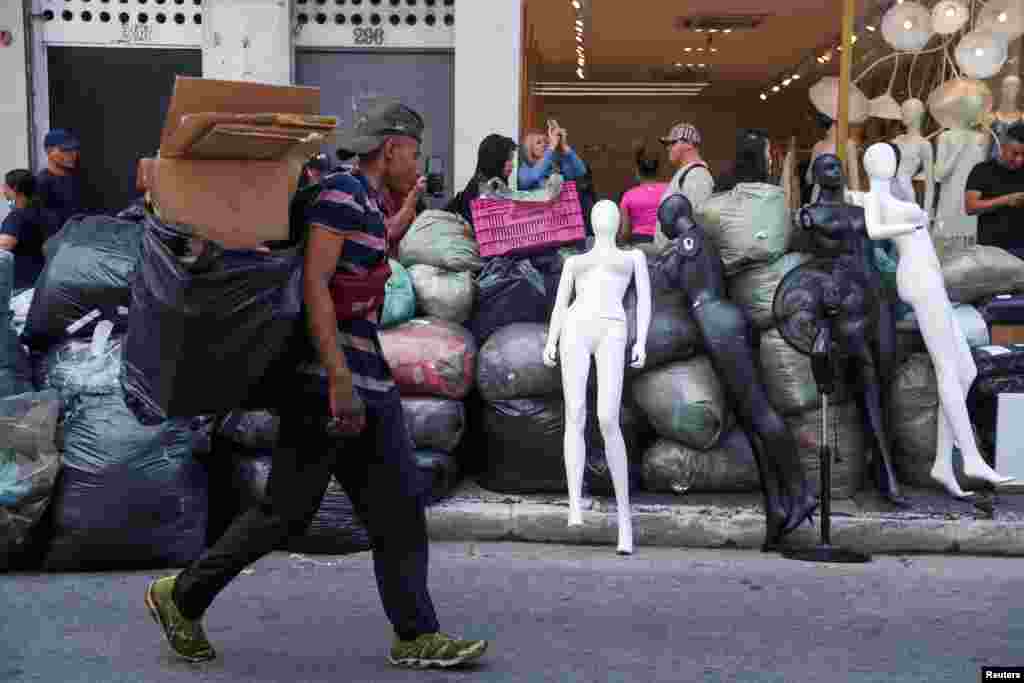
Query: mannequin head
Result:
<box><xmin>657</xmin><ymin>193</ymin><xmax>695</xmax><ymax>240</ymax></box>
<box><xmin>1000</xmin><ymin>75</ymin><xmax>1021</xmax><ymax>111</ymax></box>
<box><xmin>811</xmin><ymin>153</ymin><xmax>844</xmax><ymax>190</ymax></box>
<box><xmin>864</xmin><ymin>142</ymin><xmax>898</xmax><ymax>180</ymax></box>
<box><xmin>591</xmin><ymin>199</ymin><xmax>621</xmax><ymax>242</ymax></box>
<box><xmin>732</xmin><ymin>129</ymin><xmax>773</xmax><ymax>183</ymax></box>
<box><xmin>814</xmin><ymin>111</ymin><xmax>835</xmax><ymax>133</ymax></box>
<box><xmin>901</xmin><ymin>98</ymin><xmax>926</xmax><ymax>131</ymax></box>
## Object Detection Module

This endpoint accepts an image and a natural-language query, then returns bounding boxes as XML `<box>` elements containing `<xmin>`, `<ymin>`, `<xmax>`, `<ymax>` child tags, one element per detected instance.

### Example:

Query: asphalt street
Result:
<box><xmin>2</xmin><ymin>542</ymin><xmax>1022</xmax><ymax>682</ymax></box>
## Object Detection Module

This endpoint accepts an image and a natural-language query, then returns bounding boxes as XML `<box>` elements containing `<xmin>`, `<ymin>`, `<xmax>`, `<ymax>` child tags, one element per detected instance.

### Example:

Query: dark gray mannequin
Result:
<box><xmin>656</xmin><ymin>194</ymin><xmax>816</xmax><ymax>549</ymax></box>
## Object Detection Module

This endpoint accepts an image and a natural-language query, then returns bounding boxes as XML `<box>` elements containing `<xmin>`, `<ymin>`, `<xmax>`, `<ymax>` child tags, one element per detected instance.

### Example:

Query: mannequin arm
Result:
<box><xmin>631</xmin><ymin>251</ymin><xmax>652</xmax><ymax>367</ymax></box>
<box><xmin>921</xmin><ymin>140</ymin><xmax>936</xmax><ymax>219</ymax></box>
<box><xmin>543</xmin><ymin>258</ymin><xmax>576</xmax><ymax>364</ymax></box>
<box><xmin>863</xmin><ymin>193</ymin><xmax>923</xmax><ymax>240</ymax></box>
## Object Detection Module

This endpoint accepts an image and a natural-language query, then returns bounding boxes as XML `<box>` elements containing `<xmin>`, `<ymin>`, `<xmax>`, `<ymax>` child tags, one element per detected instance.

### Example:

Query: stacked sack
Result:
<box><xmin>398</xmin><ymin>210</ymin><xmax>482</xmax><ymax>326</ymax></box>
<box><xmin>474</xmin><ymin>322</ymin><xmax>652</xmax><ymax>494</ymax></box>
<box><xmin>645</xmin><ymin>183</ymin><xmax>869</xmax><ymax>498</ymax></box>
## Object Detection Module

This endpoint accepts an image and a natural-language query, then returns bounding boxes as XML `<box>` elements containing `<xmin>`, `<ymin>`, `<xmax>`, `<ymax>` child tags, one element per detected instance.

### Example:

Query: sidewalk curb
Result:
<box><xmin>425</xmin><ymin>499</ymin><xmax>1024</xmax><ymax>556</ymax></box>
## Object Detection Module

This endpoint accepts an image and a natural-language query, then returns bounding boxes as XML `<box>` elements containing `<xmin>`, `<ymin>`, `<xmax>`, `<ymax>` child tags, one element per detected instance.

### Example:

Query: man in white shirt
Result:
<box><xmin>656</xmin><ymin>122</ymin><xmax>714</xmax><ymax>252</ymax></box>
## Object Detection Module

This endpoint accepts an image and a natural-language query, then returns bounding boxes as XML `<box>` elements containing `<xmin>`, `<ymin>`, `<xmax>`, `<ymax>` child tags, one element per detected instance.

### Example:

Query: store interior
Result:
<box><xmin>522</xmin><ymin>0</ymin><xmax>1024</xmax><ymax>204</ymax></box>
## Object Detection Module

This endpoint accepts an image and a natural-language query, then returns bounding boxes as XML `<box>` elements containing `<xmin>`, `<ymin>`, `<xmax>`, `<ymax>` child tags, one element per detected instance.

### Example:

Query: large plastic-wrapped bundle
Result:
<box><xmin>408</xmin><ymin>264</ymin><xmax>475</xmax><ymax>324</ymax></box>
<box><xmin>476</xmin><ymin>323</ymin><xmax>561</xmax><ymax>401</ymax></box>
<box><xmin>641</xmin><ymin>428</ymin><xmax>762</xmax><ymax>494</ymax></box>
<box><xmin>379</xmin><ymin>318</ymin><xmax>477</xmax><ymax>400</ymax></box>
<box><xmin>695</xmin><ymin>183</ymin><xmax>792</xmax><ymax>276</ymax></box>
<box><xmin>403</xmin><ymin>398</ymin><xmax>466</xmax><ymax>454</ymax></box>
<box><xmin>22</xmin><ymin>215</ymin><xmax>142</xmax><ymax>351</ymax></box>
<box><xmin>966</xmin><ymin>344</ymin><xmax>1024</xmax><ymax>455</ymax></box>
<box><xmin>631</xmin><ymin>356</ymin><xmax>732</xmax><ymax>451</ymax></box>
<box><xmin>121</xmin><ymin>214</ymin><xmax>303</xmax><ymax>424</ymax></box>
<box><xmin>758</xmin><ymin>329</ymin><xmax>852</xmax><ymax>416</ymax></box>
<box><xmin>467</xmin><ymin>257</ymin><xmax>550</xmax><ymax>346</ymax></box>
<box><xmin>624</xmin><ymin>287</ymin><xmax>703</xmax><ymax>375</ymax></box>
<box><xmin>380</xmin><ymin>259</ymin><xmax>417</xmax><ymax>329</ymax></box>
<box><xmin>727</xmin><ymin>252</ymin><xmax>814</xmax><ymax>330</ymax></box>
<box><xmin>398</xmin><ymin>210</ymin><xmax>483</xmax><ymax>272</ymax></box>
<box><xmin>784</xmin><ymin>401</ymin><xmax>867</xmax><ymax>499</ymax></box>
<box><xmin>941</xmin><ymin>245</ymin><xmax>1024</xmax><ymax>303</ymax></box>
<box><xmin>895</xmin><ymin>303</ymin><xmax>990</xmax><ymax>348</ymax></box>
<box><xmin>0</xmin><ymin>391</ymin><xmax>61</xmax><ymax>571</ymax></box>
<box><xmin>42</xmin><ymin>333</ymin><xmax>208</xmax><ymax>570</ymax></box>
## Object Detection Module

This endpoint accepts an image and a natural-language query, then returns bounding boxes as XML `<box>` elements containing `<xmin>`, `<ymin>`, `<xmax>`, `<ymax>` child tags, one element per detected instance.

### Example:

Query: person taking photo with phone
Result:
<box><xmin>517</xmin><ymin>120</ymin><xmax>588</xmax><ymax>191</ymax></box>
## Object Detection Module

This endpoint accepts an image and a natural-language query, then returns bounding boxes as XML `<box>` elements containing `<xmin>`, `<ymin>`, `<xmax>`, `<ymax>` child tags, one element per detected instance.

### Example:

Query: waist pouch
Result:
<box><xmin>329</xmin><ymin>259</ymin><xmax>392</xmax><ymax>322</ymax></box>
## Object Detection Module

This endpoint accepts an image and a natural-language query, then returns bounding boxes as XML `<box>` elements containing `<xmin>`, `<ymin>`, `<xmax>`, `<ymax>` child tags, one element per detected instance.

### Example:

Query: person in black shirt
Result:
<box><xmin>965</xmin><ymin>121</ymin><xmax>1024</xmax><ymax>259</ymax></box>
<box><xmin>36</xmin><ymin>129</ymin><xmax>84</xmax><ymax>228</ymax></box>
<box><xmin>1</xmin><ymin>170</ymin><xmax>60</xmax><ymax>292</ymax></box>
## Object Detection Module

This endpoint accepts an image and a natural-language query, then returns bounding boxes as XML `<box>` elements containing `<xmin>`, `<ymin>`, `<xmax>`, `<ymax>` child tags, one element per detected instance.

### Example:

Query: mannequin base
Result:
<box><xmin>782</xmin><ymin>545</ymin><xmax>871</xmax><ymax>564</ymax></box>
<box><xmin>616</xmin><ymin>549</ymin><xmax>633</xmax><ymax>556</ymax></box>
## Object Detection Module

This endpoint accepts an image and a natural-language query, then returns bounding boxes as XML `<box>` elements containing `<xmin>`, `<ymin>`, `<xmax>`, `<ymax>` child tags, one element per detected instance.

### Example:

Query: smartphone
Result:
<box><xmin>426</xmin><ymin>155</ymin><xmax>445</xmax><ymax>196</ymax></box>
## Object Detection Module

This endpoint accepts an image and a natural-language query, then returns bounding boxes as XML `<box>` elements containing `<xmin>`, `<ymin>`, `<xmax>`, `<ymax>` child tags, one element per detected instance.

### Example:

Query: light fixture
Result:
<box><xmin>783</xmin><ymin>79</ymin><xmax>791</xmax><ymax>86</ymax></box>
<box><xmin>695</xmin><ymin>28</ymin><xmax>704</xmax><ymax>32</ymax></box>
<box><xmin>532</xmin><ymin>81</ymin><xmax>710</xmax><ymax>97</ymax></box>
<box><xmin>792</xmin><ymin>73</ymin><xmax>800</xmax><ymax>80</ymax></box>
<box><xmin>772</xmin><ymin>85</ymin><xmax>780</xmax><ymax>92</ymax></box>
<box><xmin>723</xmin><ymin>28</ymin><xmax>732</xmax><ymax>34</ymax></box>
<box><xmin>578</xmin><ymin>58</ymin><xmax>585</xmax><ymax>66</ymax></box>
<box><xmin>684</xmin><ymin>47</ymin><xmax>692</xmax><ymax>52</ymax></box>
<box><xmin>979</xmin><ymin>0</ymin><xmax>1024</xmax><ymax>42</ymax></box>
<box><xmin>576</xmin><ymin>34</ymin><xmax>583</xmax><ymax>42</ymax></box>
<box><xmin>576</xmin><ymin>68</ymin><xmax>585</xmax><ymax>79</ymax></box>
<box><xmin>881</xmin><ymin>1</ymin><xmax>932</xmax><ymax>51</ymax></box>
<box><xmin>866</xmin><ymin>24</ymin><xmax>876</xmax><ymax>31</ymax></box>
<box><xmin>955</xmin><ymin>29</ymin><xmax>1009</xmax><ymax>79</ymax></box>
<box><xmin>575</xmin><ymin>19</ymin><xmax>583</xmax><ymax>26</ymax></box>
<box><xmin>710</xmin><ymin>47</ymin><xmax>718</xmax><ymax>53</ymax></box>
<box><xmin>697</xmin><ymin>47</ymin><xmax>704</xmax><ymax>52</ymax></box>
<box><xmin>675</xmin><ymin>62</ymin><xmax>683</xmax><ymax>67</ymax></box>
<box><xmin>571</xmin><ymin>0</ymin><xmax>580</xmax><ymax>8</ymax></box>
<box><xmin>932</xmin><ymin>0</ymin><xmax>969</xmax><ymax>34</ymax></box>
<box><xmin>760</xmin><ymin>93</ymin><xmax>767</xmax><ymax>100</ymax></box>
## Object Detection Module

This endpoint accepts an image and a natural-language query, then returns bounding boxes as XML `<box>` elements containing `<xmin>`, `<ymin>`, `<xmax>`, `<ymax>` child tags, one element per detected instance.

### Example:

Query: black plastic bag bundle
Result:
<box><xmin>43</xmin><ymin>337</ymin><xmax>208</xmax><ymax>570</ymax></box>
<box><xmin>403</xmin><ymin>398</ymin><xmax>466</xmax><ymax>454</ymax></box>
<box><xmin>22</xmin><ymin>215</ymin><xmax>142</xmax><ymax>351</ymax></box>
<box><xmin>966</xmin><ymin>345</ymin><xmax>1024</xmax><ymax>454</ymax></box>
<box><xmin>121</xmin><ymin>215</ymin><xmax>302</xmax><ymax>424</ymax></box>
<box><xmin>476</xmin><ymin>323</ymin><xmax>561</xmax><ymax>402</ymax></box>
<box><xmin>0</xmin><ymin>253</ymin><xmax>33</xmax><ymax>398</ymax></box>
<box><xmin>218</xmin><ymin>411</ymin><xmax>280</xmax><ymax>451</ymax></box>
<box><xmin>468</xmin><ymin>257</ymin><xmax>550</xmax><ymax>346</ymax></box>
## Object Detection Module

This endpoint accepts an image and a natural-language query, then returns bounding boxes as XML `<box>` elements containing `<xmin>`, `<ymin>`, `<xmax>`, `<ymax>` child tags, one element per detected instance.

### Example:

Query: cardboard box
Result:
<box><xmin>144</xmin><ymin>77</ymin><xmax>334</xmax><ymax>248</ymax></box>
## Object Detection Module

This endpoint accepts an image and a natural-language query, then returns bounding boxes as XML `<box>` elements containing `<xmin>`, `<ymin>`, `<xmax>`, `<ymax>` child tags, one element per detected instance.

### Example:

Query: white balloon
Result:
<box><xmin>955</xmin><ymin>30</ymin><xmax>1009</xmax><ymax>80</ymax></box>
<box><xmin>882</xmin><ymin>1</ymin><xmax>933</xmax><ymax>51</ymax></box>
<box><xmin>932</xmin><ymin>0</ymin><xmax>970</xmax><ymax>35</ymax></box>
<box><xmin>979</xmin><ymin>0</ymin><xmax>1024</xmax><ymax>42</ymax></box>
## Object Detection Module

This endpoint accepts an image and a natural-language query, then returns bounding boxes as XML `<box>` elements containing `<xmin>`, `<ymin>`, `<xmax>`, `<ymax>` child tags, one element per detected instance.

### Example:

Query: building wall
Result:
<box><xmin>0</xmin><ymin>0</ymin><xmax>31</xmax><ymax>210</ymax></box>
<box><xmin>452</xmin><ymin>0</ymin><xmax>521</xmax><ymax>191</ymax></box>
<box><xmin>202</xmin><ymin>0</ymin><xmax>292</xmax><ymax>86</ymax></box>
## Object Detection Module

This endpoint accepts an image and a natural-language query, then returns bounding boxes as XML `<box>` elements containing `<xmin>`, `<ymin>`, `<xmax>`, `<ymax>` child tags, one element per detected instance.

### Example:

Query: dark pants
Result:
<box><xmin>172</xmin><ymin>372</ymin><xmax>440</xmax><ymax>641</ymax></box>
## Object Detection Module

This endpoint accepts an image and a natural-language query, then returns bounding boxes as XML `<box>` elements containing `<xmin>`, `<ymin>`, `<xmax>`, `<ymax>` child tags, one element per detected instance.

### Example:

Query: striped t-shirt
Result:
<box><xmin>303</xmin><ymin>171</ymin><xmax>397</xmax><ymax>402</ymax></box>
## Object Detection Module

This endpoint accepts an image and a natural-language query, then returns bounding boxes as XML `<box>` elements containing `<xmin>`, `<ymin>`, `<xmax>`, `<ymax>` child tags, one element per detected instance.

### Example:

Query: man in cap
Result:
<box><xmin>657</xmin><ymin>122</ymin><xmax>714</xmax><ymax>252</ymax></box>
<box><xmin>144</xmin><ymin>102</ymin><xmax>489</xmax><ymax>670</ymax></box>
<box><xmin>36</xmin><ymin>128</ymin><xmax>84</xmax><ymax>227</ymax></box>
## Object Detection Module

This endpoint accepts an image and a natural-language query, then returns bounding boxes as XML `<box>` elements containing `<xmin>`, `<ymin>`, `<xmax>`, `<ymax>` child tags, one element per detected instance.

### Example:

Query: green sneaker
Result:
<box><xmin>144</xmin><ymin>575</ymin><xmax>216</xmax><ymax>663</ymax></box>
<box><xmin>388</xmin><ymin>632</ymin><xmax>488</xmax><ymax>669</ymax></box>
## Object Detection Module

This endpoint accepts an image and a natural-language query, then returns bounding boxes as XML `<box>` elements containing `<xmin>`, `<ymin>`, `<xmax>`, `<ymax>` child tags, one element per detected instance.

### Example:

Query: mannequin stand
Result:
<box><xmin>782</xmin><ymin>309</ymin><xmax>871</xmax><ymax>564</ymax></box>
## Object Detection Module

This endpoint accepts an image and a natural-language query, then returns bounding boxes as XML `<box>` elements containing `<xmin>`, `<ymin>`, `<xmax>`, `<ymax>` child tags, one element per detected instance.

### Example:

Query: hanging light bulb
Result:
<box><xmin>577</xmin><ymin>68</ymin><xmax>585</xmax><ymax>79</ymax></box>
<box><xmin>866</xmin><ymin>24</ymin><xmax>876</xmax><ymax>31</ymax></box>
<box><xmin>760</xmin><ymin>93</ymin><xmax>768</xmax><ymax>100</ymax></box>
<box><xmin>882</xmin><ymin>1</ymin><xmax>932</xmax><ymax>51</ymax></box>
<box><xmin>571</xmin><ymin>0</ymin><xmax>581</xmax><ymax>9</ymax></box>
<box><xmin>979</xmin><ymin>0</ymin><xmax>1024</xmax><ymax>41</ymax></box>
<box><xmin>772</xmin><ymin>85</ymin><xmax>780</xmax><ymax>92</ymax></box>
<box><xmin>783</xmin><ymin>79</ymin><xmax>791</xmax><ymax>86</ymax></box>
<box><xmin>955</xmin><ymin>29</ymin><xmax>1009</xmax><ymax>79</ymax></box>
<box><xmin>792</xmin><ymin>74</ymin><xmax>801</xmax><ymax>80</ymax></box>
<box><xmin>932</xmin><ymin>0</ymin><xmax>969</xmax><ymax>34</ymax></box>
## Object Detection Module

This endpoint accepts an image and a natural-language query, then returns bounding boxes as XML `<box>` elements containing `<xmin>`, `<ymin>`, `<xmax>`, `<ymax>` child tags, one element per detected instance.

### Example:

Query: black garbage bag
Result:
<box><xmin>234</xmin><ymin>452</ymin><xmax>371</xmax><ymax>556</ymax></box>
<box><xmin>477</xmin><ymin>323</ymin><xmax>561</xmax><ymax>401</ymax></box>
<box><xmin>218</xmin><ymin>411</ymin><xmax>280</xmax><ymax>451</ymax></box>
<box><xmin>0</xmin><ymin>391</ymin><xmax>61</xmax><ymax>571</ymax></box>
<box><xmin>403</xmin><ymin>398</ymin><xmax>466</xmax><ymax>454</ymax></box>
<box><xmin>966</xmin><ymin>344</ymin><xmax>1024</xmax><ymax>454</ymax></box>
<box><xmin>22</xmin><ymin>215</ymin><xmax>142</xmax><ymax>351</ymax></box>
<box><xmin>38</xmin><ymin>333</ymin><xmax>208</xmax><ymax>571</ymax></box>
<box><xmin>468</xmin><ymin>257</ymin><xmax>550</xmax><ymax>346</ymax></box>
<box><xmin>624</xmin><ymin>286</ymin><xmax>703</xmax><ymax>375</ymax></box>
<box><xmin>121</xmin><ymin>214</ymin><xmax>302</xmax><ymax>424</ymax></box>
<box><xmin>415</xmin><ymin>450</ymin><xmax>460</xmax><ymax>503</ymax></box>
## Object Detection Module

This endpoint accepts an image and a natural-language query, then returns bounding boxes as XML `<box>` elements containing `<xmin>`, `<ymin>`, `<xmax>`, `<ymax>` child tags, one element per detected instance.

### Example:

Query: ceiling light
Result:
<box><xmin>576</xmin><ymin>68</ymin><xmax>585</xmax><ymax>78</ymax></box>
<box><xmin>783</xmin><ymin>79</ymin><xmax>791</xmax><ymax>86</ymax></box>
<box><xmin>760</xmin><ymin>93</ymin><xmax>767</xmax><ymax>100</ymax></box>
<box><xmin>576</xmin><ymin>35</ymin><xmax>583</xmax><ymax>42</ymax></box>
<box><xmin>578</xmin><ymin>57</ymin><xmax>585</xmax><ymax>66</ymax></box>
<box><xmin>697</xmin><ymin>63</ymin><xmax>705</xmax><ymax>67</ymax></box>
<box><xmin>571</xmin><ymin>0</ymin><xmax>581</xmax><ymax>8</ymax></box>
<box><xmin>708</xmin><ymin>28</ymin><xmax>718</xmax><ymax>33</ymax></box>
<box><xmin>695</xmin><ymin>28</ymin><xmax>704</xmax><ymax>32</ymax></box>
<box><xmin>684</xmin><ymin>47</ymin><xmax>692</xmax><ymax>52</ymax></box>
<box><xmin>903</xmin><ymin>19</ymin><xmax>913</xmax><ymax>29</ymax></box>
<box><xmin>576</xmin><ymin>19</ymin><xmax>583</xmax><ymax>26</ymax></box>
<box><xmin>723</xmin><ymin>29</ymin><xmax>732</xmax><ymax>33</ymax></box>
<box><xmin>866</xmin><ymin>24</ymin><xmax>876</xmax><ymax>31</ymax></box>
<box><xmin>772</xmin><ymin>85</ymin><xmax>780</xmax><ymax>92</ymax></box>
<box><xmin>851</xmin><ymin>35</ymin><xmax>858</xmax><ymax>43</ymax></box>
<box><xmin>697</xmin><ymin>47</ymin><xmax>704</xmax><ymax>52</ymax></box>
<box><xmin>999</xmin><ymin>11</ymin><xmax>1008</xmax><ymax>22</ymax></box>
<box><xmin>675</xmin><ymin>62</ymin><xmax>683</xmax><ymax>67</ymax></box>
<box><xmin>710</xmin><ymin>47</ymin><xmax>718</xmax><ymax>53</ymax></box>
<box><xmin>792</xmin><ymin>73</ymin><xmax>800</xmax><ymax>80</ymax></box>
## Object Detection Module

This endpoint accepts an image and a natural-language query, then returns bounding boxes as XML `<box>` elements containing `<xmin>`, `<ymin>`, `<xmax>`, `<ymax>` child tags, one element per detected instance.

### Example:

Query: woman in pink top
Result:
<box><xmin>618</xmin><ymin>146</ymin><xmax>668</xmax><ymax>245</ymax></box>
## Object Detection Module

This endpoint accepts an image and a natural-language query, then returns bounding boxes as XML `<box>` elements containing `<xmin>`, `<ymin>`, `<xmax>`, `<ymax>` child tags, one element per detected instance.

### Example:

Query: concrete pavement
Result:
<box><xmin>426</xmin><ymin>480</ymin><xmax>1024</xmax><ymax>556</ymax></box>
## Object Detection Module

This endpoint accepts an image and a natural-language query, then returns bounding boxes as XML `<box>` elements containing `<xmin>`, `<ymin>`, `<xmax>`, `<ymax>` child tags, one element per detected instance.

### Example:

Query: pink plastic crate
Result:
<box><xmin>470</xmin><ymin>181</ymin><xmax>585</xmax><ymax>258</ymax></box>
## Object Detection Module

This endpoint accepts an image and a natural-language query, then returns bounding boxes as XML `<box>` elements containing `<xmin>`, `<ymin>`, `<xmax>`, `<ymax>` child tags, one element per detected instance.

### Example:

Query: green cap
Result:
<box><xmin>335</xmin><ymin>100</ymin><xmax>425</xmax><ymax>155</ymax></box>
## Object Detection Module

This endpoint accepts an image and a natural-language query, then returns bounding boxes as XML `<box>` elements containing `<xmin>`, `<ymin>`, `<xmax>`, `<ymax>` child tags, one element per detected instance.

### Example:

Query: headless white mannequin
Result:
<box><xmin>861</xmin><ymin>143</ymin><xmax>1015</xmax><ymax>499</ymax></box>
<box><xmin>934</xmin><ymin>97</ymin><xmax>988</xmax><ymax>244</ymax></box>
<box><xmin>544</xmin><ymin>200</ymin><xmax>652</xmax><ymax>555</ymax></box>
<box><xmin>891</xmin><ymin>99</ymin><xmax>936</xmax><ymax>218</ymax></box>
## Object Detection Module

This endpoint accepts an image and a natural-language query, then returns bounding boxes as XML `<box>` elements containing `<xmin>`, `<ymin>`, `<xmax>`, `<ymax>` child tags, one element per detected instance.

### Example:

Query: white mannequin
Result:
<box><xmin>891</xmin><ymin>99</ymin><xmax>936</xmax><ymax>217</ymax></box>
<box><xmin>934</xmin><ymin>97</ymin><xmax>988</xmax><ymax>244</ymax></box>
<box><xmin>862</xmin><ymin>143</ymin><xmax>1015</xmax><ymax>499</ymax></box>
<box><xmin>543</xmin><ymin>200</ymin><xmax>651</xmax><ymax>555</ymax></box>
<box><xmin>984</xmin><ymin>75</ymin><xmax>1023</xmax><ymax>161</ymax></box>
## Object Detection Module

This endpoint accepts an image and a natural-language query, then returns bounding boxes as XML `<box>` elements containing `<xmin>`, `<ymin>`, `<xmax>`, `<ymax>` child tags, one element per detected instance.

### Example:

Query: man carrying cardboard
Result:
<box><xmin>144</xmin><ymin>102</ymin><xmax>489</xmax><ymax>669</ymax></box>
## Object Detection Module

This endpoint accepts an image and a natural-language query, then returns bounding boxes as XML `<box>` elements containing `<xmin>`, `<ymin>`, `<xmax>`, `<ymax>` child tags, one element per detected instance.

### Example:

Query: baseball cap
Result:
<box><xmin>305</xmin><ymin>152</ymin><xmax>330</xmax><ymax>172</ymax></box>
<box><xmin>43</xmin><ymin>129</ymin><xmax>81</xmax><ymax>151</ymax></box>
<box><xmin>334</xmin><ymin>101</ymin><xmax>425</xmax><ymax>155</ymax></box>
<box><xmin>659</xmin><ymin>122</ymin><xmax>701</xmax><ymax>147</ymax></box>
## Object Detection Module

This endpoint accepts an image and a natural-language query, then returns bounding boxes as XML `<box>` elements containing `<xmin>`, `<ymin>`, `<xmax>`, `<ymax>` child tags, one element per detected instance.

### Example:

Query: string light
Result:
<box><xmin>574</xmin><ymin>1</ymin><xmax>586</xmax><ymax>80</ymax></box>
